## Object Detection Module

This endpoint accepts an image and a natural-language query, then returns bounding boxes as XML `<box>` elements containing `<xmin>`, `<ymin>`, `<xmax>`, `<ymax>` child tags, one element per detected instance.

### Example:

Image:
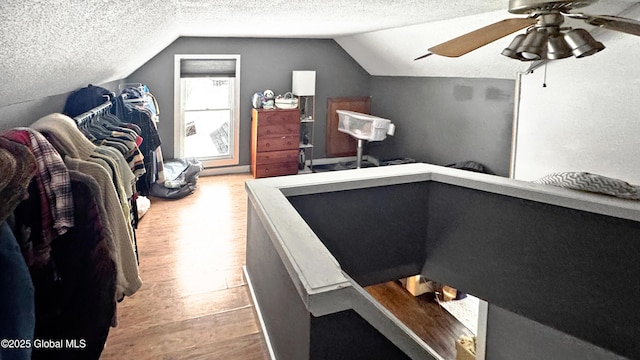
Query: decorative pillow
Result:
<box><xmin>534</xmin><ymin>172</ymin><xmax>640</xmax><ymax>200</ymax></box>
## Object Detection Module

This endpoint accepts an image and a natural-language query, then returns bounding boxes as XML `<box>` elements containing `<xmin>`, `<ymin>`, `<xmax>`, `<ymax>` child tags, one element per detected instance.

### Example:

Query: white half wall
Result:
<box><xmin>513</xmin><ymin>6</ymin><xmax>640</xmax><ymax>184</ymax></box>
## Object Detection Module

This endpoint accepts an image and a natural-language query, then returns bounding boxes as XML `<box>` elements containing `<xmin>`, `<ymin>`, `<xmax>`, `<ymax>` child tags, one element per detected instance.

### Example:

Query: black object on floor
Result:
<box><xmin>312</xmin><ymin>160</ymin><xmax>377</xmax><ymax>172</ymax></box>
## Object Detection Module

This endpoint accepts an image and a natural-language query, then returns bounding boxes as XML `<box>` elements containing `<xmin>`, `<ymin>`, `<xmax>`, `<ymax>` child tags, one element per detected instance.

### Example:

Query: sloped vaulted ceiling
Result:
<box><xmin>0</xmin><ymin>0</ymin><xmax>506</xmax><ymax>107</ymax></box>
<box><xmin>1</xmin><ymin>0</ymin><xmax>638</xmax><ymax>108</ymax></box>
<box><xmin>1</xmin><ymin>0</ymin><xmax>180</xmax><ymax>108</ymax></box>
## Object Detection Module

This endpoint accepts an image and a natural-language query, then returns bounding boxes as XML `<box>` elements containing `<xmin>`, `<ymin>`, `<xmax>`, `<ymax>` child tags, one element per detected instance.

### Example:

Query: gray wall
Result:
<box><xmin>289</xmin><ymin>182</ymin><xmax>429</xmax><ymax>286</ymax></box>
<box><xmin>487</xmin><ymin>306</ymin><xmax>627</xmax><ymax>360</ymax></box>
<box><xmin>246</xmin><ymin>204</ymin><xmax>312</xmax><ymax>359</ymax></box>
<box><xmin>0</xmin><ymin>39</ymin><xmax>514</xmax><ymax>177</ymax></box>
<box><xmin>126</xmin><ymin>37</ymin><xmax>371</xmax><ymax>161</ymax></box>
<box><xmin>369</xmin><ymin>77</ymin><xmax>514</xmax><ymax>177</ymax></box>
<box><xmin>248</xmin><ymin>197</ymin><xmax>415</xmax><ymax>360</ymax></box>
<box><xmin>126</xmin><ymin>39</ymin><xmax>514</xmax><ymax>172</ymax></box>
<box><xmin>286</xmin><ymin>181</ymin><xmax>638</xmax><ymax>359</ymax></box>
<box><xmin>423</xmin><ymin>182</ymin><xmax>639</xmax><ymax>359</ymax></box>
<box><xmin>0</xmin><ymin>80</ymin><xmax>123</xmax><ymax>130</ymax></box>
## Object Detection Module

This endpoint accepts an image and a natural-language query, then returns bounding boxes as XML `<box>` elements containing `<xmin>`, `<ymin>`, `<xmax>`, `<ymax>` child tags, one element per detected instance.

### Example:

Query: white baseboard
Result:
<box><xmin>201</xmin><ymin>165</ymin><xmax>250</xmax><ymax>176</ymax></box>
<box><xmin>243</xmin><ymin>266</ymin><xmax>277</xmax><ymax>360</ymax></box>
<box><xmin>476</xmin><ymin>299</ymin><xmax>488</xmax><ymax>360</ymax></box>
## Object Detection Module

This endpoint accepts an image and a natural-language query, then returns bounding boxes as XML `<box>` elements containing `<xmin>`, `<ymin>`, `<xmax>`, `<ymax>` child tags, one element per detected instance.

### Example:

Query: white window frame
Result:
<box><xmin>174</xmin><ymin>54</ymin><xmax>241</xmax><ymax>167</ymax></box>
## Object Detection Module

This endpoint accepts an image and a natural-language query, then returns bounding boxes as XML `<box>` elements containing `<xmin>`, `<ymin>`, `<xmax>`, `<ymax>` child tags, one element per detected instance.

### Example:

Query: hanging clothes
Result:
<box><xmin>0</xmin><ymin>87</ymin><xmax>160</xmax><ymax>360</ymax></box>
<box><xmin>68</xmin><ymin>92</ymin><xmax>145</xmax><ymax>254</ymax></box>
<box><xmin>121</xmin><ymin>97</ymin><xmax>163</xmax><ymax>195</ymax></box>
<box><xmin>72</xmin><ymin>111</ymin><xmax>141</xmax><ymax>258</ymax></box>
<box><xmin>29</xmin><ymin>170</ymin><xmax>116</xmax><ymax>360</ymax></box>
<box><xmin>0</xmin><ymin>220</ymin><xmax>35</xmax><ymax>360</ymax></box>
<box><xmin>0</xmin><ymin>137</ymin><xmax>36</xmax><ymax>224</ymax></box>
<box><xmin>64</xmin><ymin>84</ymin><xmax>165</xmax><ymax>195</ymax></box>
<box><xmin>30</xmin><ymin>113</ymin><xmax>142</xmax><ymax>299</ymax></box>
<box><xmin>0</xmin><ymin>122</ymin><xmax>122</xmax><ymax>360</ymax></box>
<box><xmin>94</xmin><ymin>112</ymin><xmax>147</xmax><ymax>179</ymax></box>
<box><xmin>77</xmin><ymin>111</ymin><xmax>140</xmax><ymax>198</ymax></box>
<box><xmin>0</xmin><ymin>128</ymin><xmax>74</xmax><ymax>270</ymax></box>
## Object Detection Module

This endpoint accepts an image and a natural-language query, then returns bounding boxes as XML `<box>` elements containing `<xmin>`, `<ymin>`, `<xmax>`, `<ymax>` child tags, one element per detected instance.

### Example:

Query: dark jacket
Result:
<box><xmin>30</xmin><ymin>171</ymin><xmax>116</xmax><ymax>360</ymax></box>
<box><xmin>0</xmin><ymin>221</ymin><xmax>35</xmax><ymax>360</ymax></box>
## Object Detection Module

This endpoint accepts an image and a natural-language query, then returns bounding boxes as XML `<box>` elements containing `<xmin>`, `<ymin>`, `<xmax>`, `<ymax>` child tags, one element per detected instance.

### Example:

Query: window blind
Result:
<box><xmin>180</xmin><ymin>59</ymin><xmax>237</xmax><ymax>78</ymax></box>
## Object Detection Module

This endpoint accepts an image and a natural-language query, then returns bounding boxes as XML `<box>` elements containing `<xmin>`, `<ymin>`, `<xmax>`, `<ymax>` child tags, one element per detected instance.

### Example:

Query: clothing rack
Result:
<box><xmin>74</xmin><ymin>99</ymin><xmax>112</xmax><ymax>126</ymax></box>
<box><xmin>124</xmin><ymin>97</ymin><xmax>147</xmax><ymax>104</ymax></box>
<box><xmin>71</xmin><ymin>95</ymin><xmax>141</xmax><ymax>263</ymax></box>
<box><xmin>118</xmin><ymin>82</ymin><xmax>143</xmax><ymax>91</ymax></box>
<box><xmin>120</xmin><ymin>87</ymin><xmax>149</xmax><ymax>104</ymax></box>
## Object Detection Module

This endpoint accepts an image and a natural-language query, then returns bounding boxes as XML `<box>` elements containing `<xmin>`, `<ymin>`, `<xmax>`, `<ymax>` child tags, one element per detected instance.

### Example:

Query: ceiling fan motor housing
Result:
<box><xmin>508</xmin><ymin>0</ymin><xmax>596</xmax><ymax>15</ymax></box>
<box><xmin>502</xmin><ymin>0</ymin><xmax>607</xmax><ymax>60</ymax></box>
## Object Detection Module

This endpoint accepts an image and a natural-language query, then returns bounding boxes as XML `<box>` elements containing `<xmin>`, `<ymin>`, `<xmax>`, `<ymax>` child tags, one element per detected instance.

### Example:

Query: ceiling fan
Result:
<box><xmin>416</xmin><ymin>0</ymin><xmax>640</xmax><ymax>61</ymax></box>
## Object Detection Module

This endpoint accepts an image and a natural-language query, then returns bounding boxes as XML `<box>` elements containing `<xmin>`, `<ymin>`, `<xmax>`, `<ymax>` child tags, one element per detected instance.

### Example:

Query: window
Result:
<box><xmin>174</xmin><ymin>55</ymin><xmax>240</xmax><ymax>168</ymax></box>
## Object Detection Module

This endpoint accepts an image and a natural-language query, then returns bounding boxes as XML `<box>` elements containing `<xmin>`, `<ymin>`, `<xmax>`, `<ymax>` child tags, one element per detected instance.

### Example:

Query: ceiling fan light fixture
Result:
<box><xmin>546</xmin><ymin>34</ymin><xmax>573</xmax><ymax>59</ymax></box>
<box><xmin>501</xmin><ymin>33</ymin><xmax>527</xmax><ymax>59</ymax></box>
<box><xmin>419</xmin><ymin>0</ymin><xmax>638</xmax><ymax>63</ymax></box>
<box><xmin>564</xmin><ymin>28</ymin><xmax>605</xmax><ymax>58</ymax></box>
<box><xmin>516</xmin><ymin>30</ymin><xmax>548</xmax><ymax>60</ymax></box>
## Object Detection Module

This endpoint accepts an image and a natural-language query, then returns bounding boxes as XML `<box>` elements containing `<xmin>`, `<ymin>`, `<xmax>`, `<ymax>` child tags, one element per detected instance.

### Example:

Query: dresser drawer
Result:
<box><xmin>256</xmin><ymin>135</ymin><xmax>298</xmax><ymax>152</ymax></box>
<box><xmin>257</xmin><ymin>110</ymin><xmax>299</xmax><ymax>125</ymax></box>
<box><xmin>254</xmin><ymin>162</ymin><xmax>298</xmax><ymax>178</ymax></box>
<box><xmin>257</xmin><ymin>123</ymin><xmax>299</xmax><ymax>137</ymax></box>
<box><xmin>255</xmin><ymin>149</ymin><xmax>299</xmax><ymax>165</ymax></box>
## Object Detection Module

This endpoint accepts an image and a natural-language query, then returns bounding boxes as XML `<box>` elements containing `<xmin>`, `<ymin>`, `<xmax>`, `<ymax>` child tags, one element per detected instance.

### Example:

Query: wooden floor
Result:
<box><xmin>366</xmin><ymin>282</ymin><xmax>474</xmax><ymax>360</ymax></box>
<box><xmin>100</xmin><ymin>173</ymin><xmax>270</xmax><ymax>360</ymax></box>
<box><xmin>100</xmin><ymin>173</ymin><xmax>472</xmax><ymax>360</ymax></box>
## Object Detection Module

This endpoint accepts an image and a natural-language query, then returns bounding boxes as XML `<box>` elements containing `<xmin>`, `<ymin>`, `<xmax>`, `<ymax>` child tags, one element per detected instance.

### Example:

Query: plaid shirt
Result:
<box><xmin>1</xmin><ymin>128</ymin><xmax>74</xmax><ymax>242</ymax></box>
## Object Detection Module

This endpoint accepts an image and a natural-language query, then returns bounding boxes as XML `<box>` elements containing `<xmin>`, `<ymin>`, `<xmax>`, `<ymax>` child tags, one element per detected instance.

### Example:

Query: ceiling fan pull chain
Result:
<box><xmin>542</xmin><ymin>61</ymin><xmax>548</xmax><ymax>87</ymax></box>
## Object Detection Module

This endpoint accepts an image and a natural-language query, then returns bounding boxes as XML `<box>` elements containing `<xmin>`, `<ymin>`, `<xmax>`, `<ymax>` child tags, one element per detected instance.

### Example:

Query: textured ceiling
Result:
<box><xmin>176</xmin><ymin>0</ymin><xmax>507</xmax><ymax>37</ymax></box>
<box><xmin>1</xmin><ymin>0</ymin><xmax>639</xmax><ymax>108</ymax></box>
<box><xmin>0</xmin><ymin>0</ymin><xmax>180</xmax><ymax>107</ymax></box>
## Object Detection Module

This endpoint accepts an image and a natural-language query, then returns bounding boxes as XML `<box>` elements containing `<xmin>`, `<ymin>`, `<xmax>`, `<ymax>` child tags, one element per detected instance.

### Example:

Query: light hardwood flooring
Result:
<box><xmin>100</xmin><ymin>173</ymin><xmax>270</xmax><ymax>360</ymax></box>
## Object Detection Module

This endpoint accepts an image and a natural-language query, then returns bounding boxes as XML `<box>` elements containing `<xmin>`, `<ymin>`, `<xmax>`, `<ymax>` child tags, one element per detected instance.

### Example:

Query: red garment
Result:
<box><xmin>1</xmin><ymin>128</ymin><xmax>74</xmax><ymax>268</ymax></box>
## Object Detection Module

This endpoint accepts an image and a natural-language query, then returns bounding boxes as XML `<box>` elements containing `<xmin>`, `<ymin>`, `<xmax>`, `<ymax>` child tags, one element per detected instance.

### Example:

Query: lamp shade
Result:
<box><xmin>502</xmin><ymin>33</ymin><xmax>526</xmax><ymax>59</ymax></box>
<box><xmin>564</xmin><ymin>29</ymin><xmax>605</xmax><ymax>58</ymax></box>
<box><xmin>517</xmin><ymin>30</ymin><xmax>548</xmax><ymax>60</ymax></box>
<box><xmin>292</xmin><ymin>71</ymin><xmax>316</xmax><ymax>96</ymax></box>
<box><xmin>546</xmin><ymin>34</ymin><xmax>573</xmax><ymax>59</ymax></box>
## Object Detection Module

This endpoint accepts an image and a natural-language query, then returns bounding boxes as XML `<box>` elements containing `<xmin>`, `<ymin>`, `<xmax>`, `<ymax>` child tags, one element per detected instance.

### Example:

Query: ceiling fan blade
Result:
<box><xmin>417</xmin><ymin>17</ymin><xmax>536</xmax><ymax>59</ymax></box>
<box><xmin>571</xmin><ymin>14</ymin><xmax>640</xmax><ymax>36</ymax></box>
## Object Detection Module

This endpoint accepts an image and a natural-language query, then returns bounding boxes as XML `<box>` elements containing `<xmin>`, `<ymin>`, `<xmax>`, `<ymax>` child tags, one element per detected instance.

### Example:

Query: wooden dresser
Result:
<box><xmin>251</xmin><ymin>108</ymin><xmax>300</xmax><ymax>178</ymax></box>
